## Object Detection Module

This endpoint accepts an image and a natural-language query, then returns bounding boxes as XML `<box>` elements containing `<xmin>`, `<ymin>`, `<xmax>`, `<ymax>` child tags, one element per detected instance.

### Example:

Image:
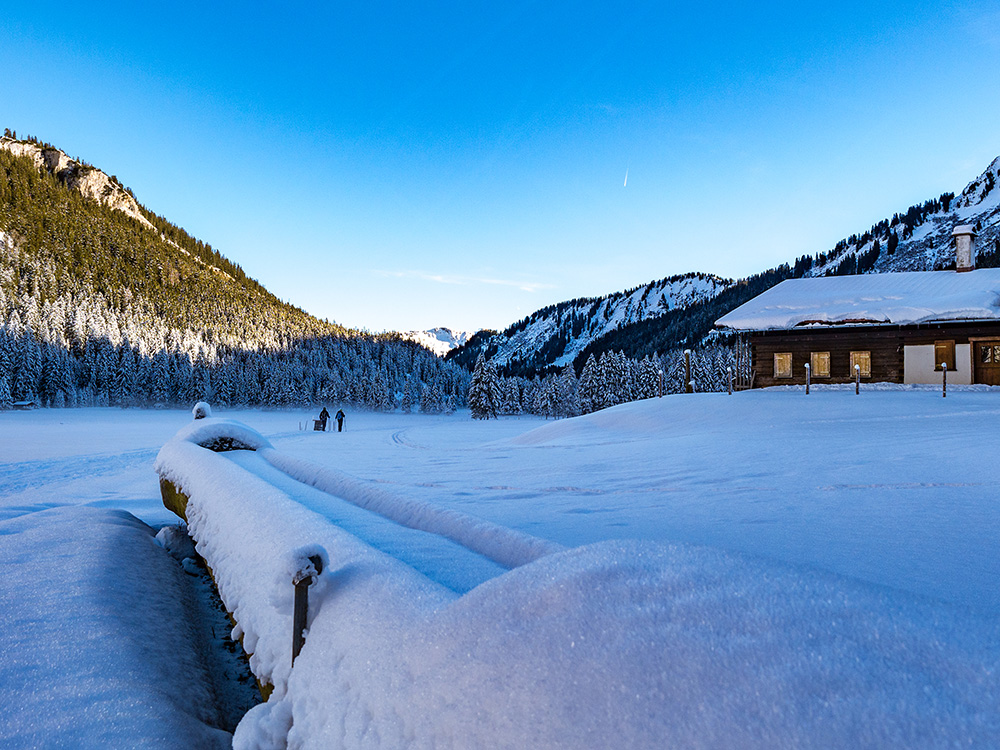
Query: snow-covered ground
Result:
<box><xmin>3</xmin><ymin>391</ymin><xmax>1000</xmax><ymax>747</ymax></box>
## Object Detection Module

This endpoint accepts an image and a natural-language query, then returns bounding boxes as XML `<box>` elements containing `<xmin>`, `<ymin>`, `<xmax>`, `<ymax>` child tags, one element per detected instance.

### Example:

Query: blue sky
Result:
<box><xmin>2</xmin><ymin>2</ymin><xmax>999</xmax><ymax>333</ymax></box>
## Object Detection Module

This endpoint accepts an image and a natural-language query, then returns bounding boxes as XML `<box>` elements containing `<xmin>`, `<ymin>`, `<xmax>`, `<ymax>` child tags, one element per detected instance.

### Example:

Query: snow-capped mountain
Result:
<box><xmin>0</xmin><ymin>133</ymin><xmax>470</xmax><ymax>410</ymax></box>
<box><xmin>450</xmin><ymin>155</ymin><xmax>1000</xmax><ymax>376</ymax></box>
<box><xmin>806</xmin><ymin>155</ymin><xmax>1000</xmax><ymax>277</ymax></box>
<box><xmin>447</xmin><ymin>272</ymin><xmax>732</xmax><ymax>374</ymax></box>
<box><xmin>401</xmin><ymin>327</ymin><xmax>475</xmax><ymax>357</ymax></box>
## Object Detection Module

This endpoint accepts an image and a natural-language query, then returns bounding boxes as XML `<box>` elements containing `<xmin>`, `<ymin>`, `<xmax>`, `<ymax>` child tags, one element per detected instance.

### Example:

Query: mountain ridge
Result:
<box><xmin>448</xmin><ymin>154</ymin><xmax>1000</xmax><ymax>376</ymax></box>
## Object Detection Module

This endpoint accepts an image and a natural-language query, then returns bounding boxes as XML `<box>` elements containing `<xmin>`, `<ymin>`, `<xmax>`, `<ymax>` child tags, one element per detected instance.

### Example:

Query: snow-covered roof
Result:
<box><xmin>716</xmin><ymin>269</ymin><xmax>1000</xmax><ymax>331</ymax></box>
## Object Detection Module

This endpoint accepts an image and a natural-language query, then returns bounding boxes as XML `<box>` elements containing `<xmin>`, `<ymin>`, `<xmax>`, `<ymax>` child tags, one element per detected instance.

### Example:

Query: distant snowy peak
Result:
<box><xmin>0</xmin><ymin>136</ymin><xmax>154</xmax><ymax>231</ymax></box>
<box><xmin>402</xmin><ymin>327</ymin><xmax>475</xmax><ymax>357</ymax></box>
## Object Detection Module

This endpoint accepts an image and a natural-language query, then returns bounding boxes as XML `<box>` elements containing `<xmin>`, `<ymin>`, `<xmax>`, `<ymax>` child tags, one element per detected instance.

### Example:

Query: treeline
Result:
<box><xmin>0</xmin><ymin>265</ymin><xmax>468</xmax><ymax>411</ymax></box>
<box><xmin>467</xmin><ymin>341</ymin><xmax>751</xmax><ymax>419</ymax></box>
<box><xmin>0</xmin><ymin>318</ymin><xmax>466</xmax><ymax>411</ymax></box>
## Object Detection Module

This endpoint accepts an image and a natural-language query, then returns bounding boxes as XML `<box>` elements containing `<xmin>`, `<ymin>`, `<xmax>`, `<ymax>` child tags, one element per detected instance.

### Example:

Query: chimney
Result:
<box><xmin>952</xmin><ymin>224</ymin><xmax>977</xmax><ymax>272</ymax></box>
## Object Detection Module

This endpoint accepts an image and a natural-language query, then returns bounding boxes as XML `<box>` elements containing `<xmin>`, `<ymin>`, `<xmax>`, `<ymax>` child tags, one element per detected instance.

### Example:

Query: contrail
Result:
<box><xmin>624</xmin><ymin>166</ymin><xmax>628</xmax><ymax>187</ymax></box>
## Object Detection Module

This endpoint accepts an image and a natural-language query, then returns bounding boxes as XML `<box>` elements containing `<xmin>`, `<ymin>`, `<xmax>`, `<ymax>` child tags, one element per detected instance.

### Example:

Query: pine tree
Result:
<box><xmin>579</xmin><ymin>354</ymin><xmax>600</xmax><ymax>414</ymax></box>
<box><xmin>556</xmin><ymin>364</ymin><xmax>580</xmax><ymax>417</ymax></box>
<box><xmin>468</xmin><ymin>354</ymin><xmax>500</xmax><ymax>419</ymax></box>
<box><xmin>401</xmin><ymin>377</ymin><xmax>414</xmax><ymax>413</ymax></box>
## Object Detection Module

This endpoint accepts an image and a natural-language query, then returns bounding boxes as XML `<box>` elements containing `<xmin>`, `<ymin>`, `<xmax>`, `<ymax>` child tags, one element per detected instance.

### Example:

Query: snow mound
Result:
<box><xmin>509</xmin><ymin>395</ymin><xmax>692</xmax><ymax>446</ymax></box>
<box><xmin>248</xmin><ymin>539</ymin><xmax>1000</xmax><ymax>749</ymax></box>
<box><xmin>165</xmin><ymin>416</ymin><xmax>274</xmax><ymax>456</ymax></box>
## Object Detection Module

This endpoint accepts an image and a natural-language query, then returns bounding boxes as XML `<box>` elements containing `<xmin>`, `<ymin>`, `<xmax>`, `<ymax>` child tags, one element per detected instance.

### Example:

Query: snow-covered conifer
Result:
<box><xmin>468</xmin><ymin>354</ymin><xmax>500</xmax><ymax>419</ymax></box>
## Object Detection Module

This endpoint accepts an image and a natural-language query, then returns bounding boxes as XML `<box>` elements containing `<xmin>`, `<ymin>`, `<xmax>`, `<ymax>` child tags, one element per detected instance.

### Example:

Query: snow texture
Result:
<box><xmin>716</xmin><ymin>268</ymin><xmax>1000</xmax><ymax>330</ymax></box>
<box><xmin>0</xmin><ymin>505</ymin><xmax>231</xmax><ymax>748</ymax></box>
<box><xmin>6</xmin><ymin>396</ymin><xmax>1000</xmax><ymax>748</ymax></box>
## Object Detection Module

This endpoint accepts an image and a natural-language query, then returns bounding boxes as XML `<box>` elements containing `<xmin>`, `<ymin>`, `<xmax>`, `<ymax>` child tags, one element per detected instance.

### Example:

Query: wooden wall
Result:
<box><xmin>750</xmin><ymin>322</ymin><xmax>1000</xmax><ymax>387</ymax></box>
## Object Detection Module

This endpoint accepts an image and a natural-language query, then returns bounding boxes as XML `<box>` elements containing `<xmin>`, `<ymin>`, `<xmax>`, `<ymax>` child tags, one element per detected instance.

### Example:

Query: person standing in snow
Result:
<box><xmin>319</xmin><ymin>406</ymin><xmax>330</xmax><ymax>431</ymax></box>
<box><xmin>335</xmin><ymin>409</ymin><xmax>345</xmax><ymax>432</ymax></box>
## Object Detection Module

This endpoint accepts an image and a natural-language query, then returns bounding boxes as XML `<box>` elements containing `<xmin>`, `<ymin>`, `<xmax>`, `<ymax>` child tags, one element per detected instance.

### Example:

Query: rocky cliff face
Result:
<box><xmin>0</xmin><ymin>137</ymin><xmax>155</xmax><ymax>231</ymax></box>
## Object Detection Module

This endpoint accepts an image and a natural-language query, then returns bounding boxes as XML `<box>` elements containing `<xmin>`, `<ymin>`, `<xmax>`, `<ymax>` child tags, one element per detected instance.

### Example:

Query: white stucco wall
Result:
<box><xmin>903</xmin><ymin>344</ymin><xmax>972</xmax><ymax>384</ymax></box>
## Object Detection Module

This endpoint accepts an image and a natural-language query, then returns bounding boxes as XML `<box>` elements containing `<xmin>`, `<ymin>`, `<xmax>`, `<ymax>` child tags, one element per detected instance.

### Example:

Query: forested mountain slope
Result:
<box><xmin>446</xmin><ymin>272</ymin><xmax>732</xmax><ymax>375</ymax></box>
<box><xmin>0</xmin><ymin>134</ymin><xmax>467</xmax><ymax>409</ymax></box>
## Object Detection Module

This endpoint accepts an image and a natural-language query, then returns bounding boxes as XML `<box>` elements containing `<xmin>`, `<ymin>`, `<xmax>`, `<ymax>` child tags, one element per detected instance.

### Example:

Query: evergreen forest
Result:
<box><xmin>0</xmin><ymin>143</ymin><xmax>469</xmax><ymax>411</ymax></box>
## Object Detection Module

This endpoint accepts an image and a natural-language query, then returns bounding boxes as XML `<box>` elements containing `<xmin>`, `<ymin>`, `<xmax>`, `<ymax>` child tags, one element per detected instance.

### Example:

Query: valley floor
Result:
<box><xmin>1</xmin><ymin>390</ymin><xmax>999</xmax><ymax>747</ymax></box>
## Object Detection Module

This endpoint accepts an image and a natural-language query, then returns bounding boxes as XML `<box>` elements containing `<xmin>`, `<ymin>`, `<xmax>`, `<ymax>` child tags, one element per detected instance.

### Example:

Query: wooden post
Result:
<box><xmin>684</xmin><ymin>350</ymin><xmax>692</xmax><ymax>394</ymax></box>
<box><xmin>805</xmin><ymin>362</ymin><xmax>810</xmax><ymax>395</ymax></box>
<box><xmin>727</xmin><ymin>366</ymin><xmax>733</xmax><ymax>396</ymax></box>
<box><xmin>942</xmin><ymin>362</ymin><xmax>947</xmax><ymax>398</ymax></box>
<box><xmin>292</xmin><ymin>554</ymin><xmax>325</xmax><ymax>663</ymax></box>
<box><xmin>658</xmin><ymin>369</ymin><xmax>664</xmax><ymax>398</ymax></box>
<box><xmin>855</xmin><ymin>364</ymin><xmax>860</xmax><ymax>395</ymax></box>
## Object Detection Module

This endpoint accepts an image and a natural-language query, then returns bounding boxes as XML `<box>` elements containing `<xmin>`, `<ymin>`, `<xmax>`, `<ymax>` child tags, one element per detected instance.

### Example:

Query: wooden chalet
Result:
<box><xmin>716</xmin><ymin>226</ymin><xmax>1000</xmax><ymax>387</ymax></box>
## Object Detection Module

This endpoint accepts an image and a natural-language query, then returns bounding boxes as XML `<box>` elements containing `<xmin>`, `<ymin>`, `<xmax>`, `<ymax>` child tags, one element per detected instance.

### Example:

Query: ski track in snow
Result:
<box><xmin>390</xmin><ymin>428</ymin><xmax>428</xmax><ymax>449</ymax></box>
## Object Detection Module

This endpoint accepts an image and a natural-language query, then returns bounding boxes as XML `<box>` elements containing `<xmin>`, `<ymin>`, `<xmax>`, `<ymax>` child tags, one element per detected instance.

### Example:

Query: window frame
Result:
<box><xmin>773</xmin><ymin>352</ymin><xmax>792</xmax><ymax>379</ymax></box>
<box><xmin>850</xmin><ymin>350</ymin><xmax>872</xmax><ymax>378</ymax></box>
<box><xmin>810</xmin><ymin>351</ymin><xmax>831</xmax><ymax>378</ymax></box>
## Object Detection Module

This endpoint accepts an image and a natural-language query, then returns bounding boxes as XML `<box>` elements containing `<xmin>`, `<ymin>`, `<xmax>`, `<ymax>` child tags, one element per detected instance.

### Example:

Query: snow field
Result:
<box><xmin>153</xmin><ymin>405</ymin><xmax>1000</xmax><ymax>748</ymax></box>
<box><xmin>277</xmin><ymin>390</ymin><xmax>1000</xmax><ymax>614</ymax></box>
<box><xmin>4</xmin><ymin>391</ymin><xmax>1000</xmax><ymax>747</ymax></box>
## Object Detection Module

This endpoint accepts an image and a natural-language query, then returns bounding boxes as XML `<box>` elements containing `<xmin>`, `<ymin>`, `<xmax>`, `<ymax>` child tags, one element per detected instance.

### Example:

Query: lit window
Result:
<box><xmin>774</xmin><ymin>353</ymin><xmax>792</xmax><ymax>378</ymax></box>
<box><xmin>810</xmin><ymin>351</ymin><xmax>831</xmax><ymax>378</ymax></box>
<box><xmin>850</xmin><ymin>351</ymin><xmax>871</xmax><ymax>378</ymax></box>
<box><xmin>934</xmin><ymin>340</ymin><xmax>956</xmax><ymax>371</ymax></box>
